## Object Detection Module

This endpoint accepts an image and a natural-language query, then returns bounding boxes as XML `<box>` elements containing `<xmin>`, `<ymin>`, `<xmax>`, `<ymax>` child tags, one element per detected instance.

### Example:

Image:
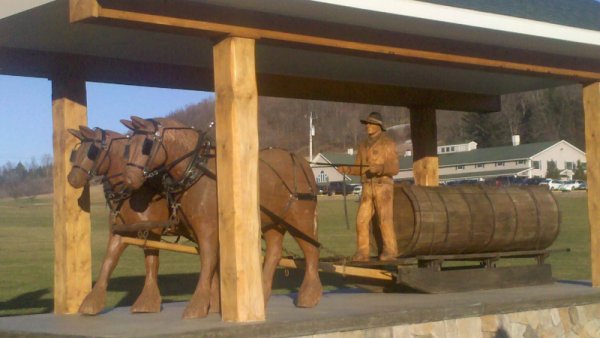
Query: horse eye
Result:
<box><xmin>142</xmin><ymin>139</ymin><xmax>154</xmax><ymax>156</ymax></box>
<box><xmin>87</xmin><ymin>143</ymin><xmax>100</xmax><ymax>160</ymax></box>
<box><xmin>123</xmin><ymin>144</ymin><xmax>130</xmax><ymax>159</ymax></box>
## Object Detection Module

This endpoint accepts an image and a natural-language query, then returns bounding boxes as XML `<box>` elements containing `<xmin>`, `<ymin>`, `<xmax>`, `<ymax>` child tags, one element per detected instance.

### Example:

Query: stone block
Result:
<box><xmin>481</xmin><ymin>315</ymin><xmax>499</xmax><ymax>332</ymax></box>
<box><xmin>559</xmin><ymin>307</ymin><xmax>573</xmax><ymax>332</ymax></box>
<box><xmin>510</xmin><ymin>322</ymin><xmax>527</xmax><ymax>338</ymax></box>
<box><xmin>584</xmin><ymin>319</ymin><xmax>600</xmax><ymax>338</ymax></box>
<box><xmin>443</xmin><ymin>319</ymin><xmax>458</xmax><ymax>338</ymax></box>
<box><xmin>456</xmin><ymin>317</ymin><xmax>482</xmax><ymax>338</ymax></box>
<box><xmin>392</xmin><ymin>325</ymin><xmax>410</xmax><ymax>338</ymax></box>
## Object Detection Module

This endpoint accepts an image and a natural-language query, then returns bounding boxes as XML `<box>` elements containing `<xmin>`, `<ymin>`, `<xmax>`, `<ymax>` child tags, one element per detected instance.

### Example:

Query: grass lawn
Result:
<box><xmin>0</xmin><ymin>188</ymin><xmax>590</xmax><ymax>316</ymax></box>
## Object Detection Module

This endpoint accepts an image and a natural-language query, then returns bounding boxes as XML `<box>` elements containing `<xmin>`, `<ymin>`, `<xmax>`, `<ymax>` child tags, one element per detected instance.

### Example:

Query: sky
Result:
<box><xmin>0</xmin><ymin>75</ymin><xmax>213</xmax><ymax>166</ymax></box>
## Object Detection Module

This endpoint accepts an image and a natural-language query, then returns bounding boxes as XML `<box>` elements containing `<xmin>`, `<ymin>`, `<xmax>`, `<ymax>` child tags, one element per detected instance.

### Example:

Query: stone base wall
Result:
<box><xmin>308</xmin><ymin>303</ymin><xmax>600</xmax><ymax>338</ymax></box>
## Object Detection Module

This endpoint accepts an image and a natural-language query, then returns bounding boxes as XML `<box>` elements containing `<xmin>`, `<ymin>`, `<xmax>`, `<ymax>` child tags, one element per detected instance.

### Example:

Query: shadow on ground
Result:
<box><xmin>0</xmin><ymin>268</ymin><xmax>409</xmax><ymax>317</ymax></box>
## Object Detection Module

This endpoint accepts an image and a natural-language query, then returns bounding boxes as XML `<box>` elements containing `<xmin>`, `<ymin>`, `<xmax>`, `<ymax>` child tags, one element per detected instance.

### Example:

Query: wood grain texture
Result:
<box><xmin>213</xmin><ymin>37</ymin><xmax>264</xmax><ymax>322</ymax></box>
<box><xmin>52</xmin><ymin>76</ymin><xmax>91</xmax><ymax>314</ymax></box>
<box><xmin>396</xmin><ymin>264</ymin><xmax>553</xmax><ymax>293</ymax></box>
<box><xmin>73</xmin><ymin>0</ymin><xmax>600</xmax><ymax>81</ymax></box>
<box><xmin>410</xmin><ymin>107</ymin><xmax>439</xmax><ymax>186</ymax></box>
<box><xmin>69</xmin><ymin>0</ymin><xmax>99</xmax><ymax>23</ymax></box>
<box><xmin>584</xmin><ymin>82</ymin><xmax>600</xmax><ymax>287</ymax></box>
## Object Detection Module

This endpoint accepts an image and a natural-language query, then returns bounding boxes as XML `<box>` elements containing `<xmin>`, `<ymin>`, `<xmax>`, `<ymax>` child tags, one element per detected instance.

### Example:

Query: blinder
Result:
<box><xmin>69</xmin><ymin>143</ymin><xmax>80</xmax><ymax>163</ymax></box>
<box><xmin>87</xmin><ymin>143</ymin><xmax>101</xmax><ymax>160</ymax></box>
<box><xmin>142</xmin><ymin>138</ymin><xmax>154</xmax><ymax>156</ymax></box>
<box><xmin>123</xmin><ymin>144</ymin><xmax>130</xmax><ymax>159</ymax></box>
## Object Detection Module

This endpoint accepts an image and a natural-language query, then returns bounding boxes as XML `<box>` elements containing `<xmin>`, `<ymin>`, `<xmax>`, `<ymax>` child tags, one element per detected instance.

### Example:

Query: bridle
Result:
<box><xmin>70</xmin><ymin>128</ymin><xmax>127</xmax><ymax>179</ymax></box>
<box><xmin>125</xmin><ymin>119</ymin><xmax>213</xmax><ymax>183</ymax></box>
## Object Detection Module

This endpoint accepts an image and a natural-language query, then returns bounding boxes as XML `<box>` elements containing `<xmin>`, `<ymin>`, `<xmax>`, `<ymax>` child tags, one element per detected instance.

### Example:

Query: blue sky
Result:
<box><xmin>0</xmin><ymin>75</ymin><xmax>212</xmax><ymax>166</ymax></box>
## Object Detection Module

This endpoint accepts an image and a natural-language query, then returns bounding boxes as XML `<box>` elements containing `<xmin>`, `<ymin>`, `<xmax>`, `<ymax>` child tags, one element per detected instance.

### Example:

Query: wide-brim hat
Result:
<box><xmin>360</xmin><ymin>112</ymin><xmax>386</xmax><ymax>131</ymax></box>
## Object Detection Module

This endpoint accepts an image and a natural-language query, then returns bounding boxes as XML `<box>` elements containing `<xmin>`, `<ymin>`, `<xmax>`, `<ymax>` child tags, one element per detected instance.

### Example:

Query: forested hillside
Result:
<box><xmin>0</xmin><ymin>84</ymin><xmax>584</xmax><ymax>198</ymax></box>
<box><xmin>169</xmin><ymin>84</ymin><xmax>585</xmax><ymax>157</ymax></box>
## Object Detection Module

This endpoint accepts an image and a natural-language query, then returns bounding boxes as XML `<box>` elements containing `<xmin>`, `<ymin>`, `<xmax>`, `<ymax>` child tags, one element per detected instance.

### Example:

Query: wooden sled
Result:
<box><xmin>121</xmin><ymin>237</ymin><xmax>562</xmax><ymax>293</ymax></box>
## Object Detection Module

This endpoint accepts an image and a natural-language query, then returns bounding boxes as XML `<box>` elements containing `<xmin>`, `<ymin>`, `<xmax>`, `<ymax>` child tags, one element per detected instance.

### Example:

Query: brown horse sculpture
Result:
<box><xmin>67</xmin><ymin>126</ymin><xmax>219</xmax><ymax>315</ymax></box>
<box><xmin>122</xmin><ymin>116</ymin><xmax>322</xmax><ymax>319</ymax></box>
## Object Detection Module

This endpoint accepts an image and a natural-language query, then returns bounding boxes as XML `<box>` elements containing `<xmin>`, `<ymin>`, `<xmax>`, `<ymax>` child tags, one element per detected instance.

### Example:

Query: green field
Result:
<box><xmin>0</xmin><ymin>188</ymin><xmax>590</xmax><ymax>316</ymax></box>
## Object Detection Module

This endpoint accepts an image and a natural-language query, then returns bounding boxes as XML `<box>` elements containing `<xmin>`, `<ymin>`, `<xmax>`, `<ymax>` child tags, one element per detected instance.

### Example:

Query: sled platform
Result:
<box><xmin>121</xmin><ymin>237</ymin><xmax>563</xmax><ymax>293</ymax></box>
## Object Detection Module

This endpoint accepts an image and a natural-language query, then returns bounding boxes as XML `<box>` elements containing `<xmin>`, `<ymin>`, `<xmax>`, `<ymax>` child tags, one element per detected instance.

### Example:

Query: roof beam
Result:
<box><xmin>69</xmin><ymin>0</ymin><xmax>600</xmax><ymax>83</ymax></box>
<box><xmin>0</xmin><ymin>47</ymin><xmax>499</xmax><ymax>112</ymax></box>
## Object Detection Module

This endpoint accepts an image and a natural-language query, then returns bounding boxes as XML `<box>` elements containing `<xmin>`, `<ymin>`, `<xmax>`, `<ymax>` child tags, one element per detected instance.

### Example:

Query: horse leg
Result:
<box><xmin>79</xmin><ymin>232</ymin><xmax>126</xmax><ymax>315</ymax></box>
<box><xmin>290</xmin><ymin>212</ymin><xmax>322</xmax><ymax>308</ymax></box>
<box><xmin>183</xmin><ymin>223</ymin><xmax>218</xmax><ymax>319</ymax></box>
<box><xmin>262</xmin><ymin>226</ymin><xmax>284</xmax><ymax>306</ymax></box>
<box><xmin>131</xmin><ymin>232</ymin><xmax>162</xmax><ymax>313</ymax></box>
<box><xmin>209</xmin><ymin>268</ymin><xmax>220</xmax><ymax>313</ymax></box>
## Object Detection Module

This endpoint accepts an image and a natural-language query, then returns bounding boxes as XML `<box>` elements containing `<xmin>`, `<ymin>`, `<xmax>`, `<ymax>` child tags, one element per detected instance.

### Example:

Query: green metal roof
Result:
<box><xmin>318</xmin><ymin>152</ymin><xmax>356</xmax><ymax>166</ymax></box>
<box><xmin>320</xmin><ymin>140</ymin><xmax>560</xmax><ymax>170</ymax></box>
<box><xmin>434</xmin><ymin>141</ymin><xmax>558</xmax><ymax>167</ymax></box>
<box><xmin>418</xmin><ymin>0</ymin><xmax>600</xmax><ymax>31</ymax></box>
<box><xmin>440</xmin><ymin>168</ymin><xmax>528</xmax><ymax>180</ymax></box>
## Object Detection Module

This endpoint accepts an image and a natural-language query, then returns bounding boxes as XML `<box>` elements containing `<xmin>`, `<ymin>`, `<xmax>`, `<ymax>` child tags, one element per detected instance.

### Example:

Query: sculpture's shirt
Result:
<box><xmin>347</xmin><ymin>132</ymin><xmax>399</xmax><ymax>184</ymax></box>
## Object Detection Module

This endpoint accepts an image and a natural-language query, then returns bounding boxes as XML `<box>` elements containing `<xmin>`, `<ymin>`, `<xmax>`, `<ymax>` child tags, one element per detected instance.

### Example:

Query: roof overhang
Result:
<box><xmin>2</xmin><ymin>0</ymin><xmax>600</xmax><ymax>112</ymax></box>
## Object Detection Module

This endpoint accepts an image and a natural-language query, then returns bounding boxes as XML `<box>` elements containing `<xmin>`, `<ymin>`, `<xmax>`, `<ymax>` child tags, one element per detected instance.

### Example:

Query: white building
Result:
<box><xmin>313</xmin><ymin>140</ymin><xmax>586</xmax><ymax>183</ymax></box>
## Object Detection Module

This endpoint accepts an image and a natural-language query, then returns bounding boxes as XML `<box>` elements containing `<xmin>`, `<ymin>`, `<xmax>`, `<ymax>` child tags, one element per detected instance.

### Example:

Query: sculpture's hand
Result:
<box><xmin>368</xmin><ymin>164</ymin><xmax>384</xmax><ymax>176</ymax></box>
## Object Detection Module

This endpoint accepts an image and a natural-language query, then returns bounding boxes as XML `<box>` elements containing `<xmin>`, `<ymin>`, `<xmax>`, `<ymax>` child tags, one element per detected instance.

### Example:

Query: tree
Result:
<box><xmin>461</xmin><ymin>112</ymin><xmax>510</xmax><ymax>148</ymax></box>
<box><xmin>573</xmin><ymin>160</ymin><xmax>587</xmax><ymax>181</ymax></box>
<box><xmin>546</xmin><ymin>160</ymin><xmax>561</xmax><ymax>179</ymax></box>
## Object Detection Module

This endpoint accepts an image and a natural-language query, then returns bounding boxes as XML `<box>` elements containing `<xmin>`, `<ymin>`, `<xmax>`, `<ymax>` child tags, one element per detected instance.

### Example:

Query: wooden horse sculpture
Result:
<box><xmin>122</xmin><ymin>116</ymin><xmax>322</xmax><ymax>319</ymax></box>
<box><xmin>67</xmin><ymin>126</ymin><xmax>219</xmax><ymax>315</ymax></box>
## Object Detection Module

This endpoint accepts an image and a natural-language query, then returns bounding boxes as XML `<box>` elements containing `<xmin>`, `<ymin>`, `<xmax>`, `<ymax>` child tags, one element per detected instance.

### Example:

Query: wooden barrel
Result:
<box><xmin>393</xmin><ymin>184</ymin><xmax>560</xmax><ymax>256</ymax></box>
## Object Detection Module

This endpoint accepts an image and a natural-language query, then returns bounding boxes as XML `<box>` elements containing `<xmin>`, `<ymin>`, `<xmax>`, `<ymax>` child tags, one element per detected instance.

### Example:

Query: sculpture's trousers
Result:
<box><xmin>355</xmin><ymin>182</ymin><xmax>398</xmax><ymax>256</ymax></box>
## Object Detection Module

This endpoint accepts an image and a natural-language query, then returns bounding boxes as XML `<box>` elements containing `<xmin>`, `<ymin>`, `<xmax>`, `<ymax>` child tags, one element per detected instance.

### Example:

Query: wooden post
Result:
<box><xmin>52</xmin><ymin>75</ymin><xmax>91</xmax><ymax>314</ymax></box>
<box><xmin>213</xmin><ymin>37</ymin><xmax>264</xmax><ymax>322</ymax></box>
<box><xmin>410</xmin><ymin>107</ymin><xmax>439</xmax><ymax>186</ymax></box>
<box><xmin>584</xmin><ymin>82</ymin><xmax>600</xmax><ymax>287</ymax></box>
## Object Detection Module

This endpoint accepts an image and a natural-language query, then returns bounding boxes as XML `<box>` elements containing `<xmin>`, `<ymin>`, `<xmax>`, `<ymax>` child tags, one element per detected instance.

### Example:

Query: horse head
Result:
<box><xmin>122</xmin><ymin>116</ymin><xmax>202</xmax><ymax>190</ymax></box>
<box><xmin>67</xmin><ymin>126</ymin><xmax>128</xmax><ymax>188</ymax></box>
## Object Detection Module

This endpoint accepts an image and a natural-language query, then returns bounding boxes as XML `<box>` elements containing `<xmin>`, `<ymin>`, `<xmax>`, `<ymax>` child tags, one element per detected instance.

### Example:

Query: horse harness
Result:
<box><xmin>70</xmin><ymin>128</ymin><xmax>128</xmax><ymax>179</ymax></box>
<box><xmin>124</xmin><ymin>119</ymin><xmax>216</xmax><ymax>240</ymax></box>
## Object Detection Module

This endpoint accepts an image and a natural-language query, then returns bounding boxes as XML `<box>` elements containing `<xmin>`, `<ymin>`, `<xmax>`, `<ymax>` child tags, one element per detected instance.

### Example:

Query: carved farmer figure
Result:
<box><xmin>338</xmin><ymin>112</ymin><xmax>400</xmax><ymax>261</ymax></box>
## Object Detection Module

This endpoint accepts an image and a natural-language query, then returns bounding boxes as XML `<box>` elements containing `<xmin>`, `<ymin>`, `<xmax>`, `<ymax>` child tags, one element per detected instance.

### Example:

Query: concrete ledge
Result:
<box><xmin>1</xmin><ymin>281</ymin><xmax>600</xmax><ymax>337</ymax></box>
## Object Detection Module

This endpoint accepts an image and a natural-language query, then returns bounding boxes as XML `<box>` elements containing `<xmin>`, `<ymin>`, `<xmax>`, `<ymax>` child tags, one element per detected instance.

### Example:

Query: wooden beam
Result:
<box><xmin>52</xmin><ymin>75</ymin><xmax>91</xmax><ymax>314</ymax></box>
<box><xmin>69</xmin><ymin>0</ymin><xmax>600</xmax><ymax>82</ymax></box>
<box><xmin>410</xmin><ymin>107</ymin><xmax>439</xmax><ymax>186</ymax></box>
<box><xmin>0</xmin><ymin>47</ymin><xmax>500</xmax><ymax>113</ymax></box>
<box><xmin>121</xmin><ymin>238</ymin><xmax>395</xmax><ymax>281</ymax></box>
<box><xmin>584</xmin><ymin>82</ymin><xmax>600</xmax><ymax>287</ymax></box>
<box><xmin>213</xmin><ymin>37</ymin><xmax>264</xmax><ymax>322</ymax></box>
<box><xmin>258</xmin><ymin>74</ymin><xmax>500</xmax><ymax>113</ymax></box>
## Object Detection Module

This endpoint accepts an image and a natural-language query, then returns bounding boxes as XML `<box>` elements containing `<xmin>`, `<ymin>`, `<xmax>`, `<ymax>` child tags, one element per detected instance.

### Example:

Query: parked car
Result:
<box><xmin>524</xmin><ymin>177</ymin><xmax>546</xmax><ymax>186</ymax></box>
<box><xmin>352</xmin><ymin>185</ymin><xmax>362</xmax><ymax>195</ymax></box>
<box><xmin>573</xmin><ymin>180</ymin><xmax>586</xmax><ymax>190</ymax></box>
<box><xmin>539</xmin><ymin>179</ymin><xmax>563</xmax><ymax>190</ymax></box>
<box><xmin>577</xmin><ymin>181</ymin><xmax>588</xmax><ymax>190</ymax></box>
<box><xmin>327</xmin><ymin>182</ymin><xmax>358</xmax><ymax>195</ymax></box>
<box><xmin>558</xmin><ymin>180</ymin><xmax>577</xmax><ymax>191</ymax></box>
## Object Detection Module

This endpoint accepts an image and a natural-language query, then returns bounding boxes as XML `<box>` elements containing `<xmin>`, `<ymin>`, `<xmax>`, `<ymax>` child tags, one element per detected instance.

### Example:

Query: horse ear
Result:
<box><xmin>68</xmin><ymin>129</ymin><xmax>83</xmax><ymax>140</ymax></box>
<box><xmin>131</xmin><ymin>116</ymin><xmax>155</xmax><ymax>131</ymax></box>
<box><xmin>121</xmin><ymin>119</ymin><xmax>135</xmax><ymax>131</ymax></box>
<box><xmin>79</xmin><ymin>125</ymin><xmax>96</xmax><ymax>139</ymax></box>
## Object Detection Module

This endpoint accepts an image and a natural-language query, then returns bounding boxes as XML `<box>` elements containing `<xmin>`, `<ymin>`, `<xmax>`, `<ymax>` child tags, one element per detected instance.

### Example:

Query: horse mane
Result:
<box><xmin>155</xmin><ymin>118</ymin><xmax>202</xmax><ymax>156</ymax></box>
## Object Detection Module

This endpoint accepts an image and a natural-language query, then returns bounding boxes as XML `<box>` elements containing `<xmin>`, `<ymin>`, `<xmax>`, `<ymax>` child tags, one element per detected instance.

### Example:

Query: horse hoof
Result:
<box><xmin>182</xmin><ymin>294</ymin><xmax>210</xmax><ymax>319</ymax></box>
<box><xmin>131</xmin><ymin>298</ymin><xmax>162</xmax><ymax>313</ymax></box>
<box><xmin>131</xmin><ymin>284</ymin><xmax>162</xmax><ymax>313</ymax></box>
<box><xmin>182</xmin><ymin>305</ymin><xmax>209</xmax><ymax>319</ymax></box>
<box><xmin>78</xmin><ymin>289</ymin><xmax>106</xmax><ymax>315</ymax></box>
<box><xmin>295</xmin><ymin>282</ymin><xmax>323</xmax><ymax>308</ymax></box>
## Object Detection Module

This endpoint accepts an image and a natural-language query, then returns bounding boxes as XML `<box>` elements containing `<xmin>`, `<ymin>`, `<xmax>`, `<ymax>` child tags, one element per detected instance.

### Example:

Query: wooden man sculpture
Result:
<box><xmin>338</xmin><ymin>112</ymin><xmax>400</xmax><ymax>261</ymax></box>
